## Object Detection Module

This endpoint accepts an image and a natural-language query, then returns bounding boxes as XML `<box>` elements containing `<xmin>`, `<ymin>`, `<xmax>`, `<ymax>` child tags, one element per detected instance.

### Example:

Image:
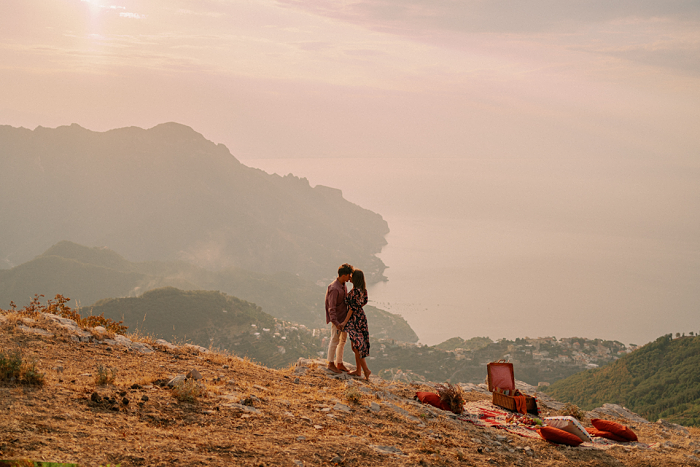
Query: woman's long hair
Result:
<box><xmin>351</xmin><ymin>269</ymin><xmax>366</xmax><ymax>292</ymax></box>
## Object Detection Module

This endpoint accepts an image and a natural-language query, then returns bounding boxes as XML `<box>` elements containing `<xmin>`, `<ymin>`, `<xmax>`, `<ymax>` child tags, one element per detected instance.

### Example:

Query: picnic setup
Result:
<box><xmin>414</xmin><ymin>359</ymin><xmax>643</xmax><ymax>449</ymax></box>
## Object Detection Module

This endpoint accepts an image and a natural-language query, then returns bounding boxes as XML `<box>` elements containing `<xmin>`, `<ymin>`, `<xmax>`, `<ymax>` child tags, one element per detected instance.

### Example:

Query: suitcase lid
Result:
<box><xmin>487</xmin><ymin>360</ymin><xmax>515</xmax><ymax>392</ymax></box>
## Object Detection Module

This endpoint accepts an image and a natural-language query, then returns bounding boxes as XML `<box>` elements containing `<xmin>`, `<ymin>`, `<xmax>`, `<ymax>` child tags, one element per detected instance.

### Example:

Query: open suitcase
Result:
<box><xmin>487</xmin><ymin>360</ymin><xmax>538</xmax><ymax>415</ymax></box>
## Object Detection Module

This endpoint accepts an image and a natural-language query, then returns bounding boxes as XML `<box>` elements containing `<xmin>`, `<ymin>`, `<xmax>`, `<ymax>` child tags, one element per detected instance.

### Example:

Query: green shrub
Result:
<box><xmin>0</xmin><ymin>349</ymin><xmax>22</xmax><ymax>381</ymax></box>
<box><xmin>0</xmin><ymin>350</ymin><xmax>44</xmax><ymax>385</ymax></box>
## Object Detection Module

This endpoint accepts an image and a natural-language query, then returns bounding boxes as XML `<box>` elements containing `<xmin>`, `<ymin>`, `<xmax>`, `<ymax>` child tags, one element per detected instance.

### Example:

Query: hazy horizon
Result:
<box><xmin>2</xmin><ymin>1</ymin><xmax>699</xmax><ymax>346</ymax></box>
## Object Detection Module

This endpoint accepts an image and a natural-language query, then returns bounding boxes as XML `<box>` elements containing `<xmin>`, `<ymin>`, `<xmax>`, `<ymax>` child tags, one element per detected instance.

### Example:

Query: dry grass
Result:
<box><xmin>1</xmin><ymin>310</ymin><xmax>699</xmax><ymax>467</ymax></box>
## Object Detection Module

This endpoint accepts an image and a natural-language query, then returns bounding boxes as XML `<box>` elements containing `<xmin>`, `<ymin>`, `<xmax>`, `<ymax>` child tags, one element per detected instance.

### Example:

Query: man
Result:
<box><xmin>325</xmin><ymin>263</ymin><xmax>353</xmax><ymax>373</ymax></box>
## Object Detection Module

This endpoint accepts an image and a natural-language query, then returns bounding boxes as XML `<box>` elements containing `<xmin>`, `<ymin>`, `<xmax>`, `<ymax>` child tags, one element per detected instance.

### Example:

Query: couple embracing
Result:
<box><xmin>325</xmin><ymin>263</ymin><xmax>372</xmax><ymax>380</ymax></box>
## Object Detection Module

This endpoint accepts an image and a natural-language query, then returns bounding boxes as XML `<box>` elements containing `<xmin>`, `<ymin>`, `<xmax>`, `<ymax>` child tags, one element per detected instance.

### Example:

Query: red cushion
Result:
<box><xmin>591</xmin><ymin>419</ymin><xmax>638</xmax><ymax>442</ymax></box>
<box><xmin>416</xmin><ymin>392</ymin><xmax>451</xmax><ymax>411</ymax></box>
<box><xmin>586</xmin><ymin>427</ymin><xmax>629</xmax><ymax>442</ymax></box>
<box><xmin>538</xmin><ymin>426</ymin><xmax>584</xmax><ymax>446</ymax></box>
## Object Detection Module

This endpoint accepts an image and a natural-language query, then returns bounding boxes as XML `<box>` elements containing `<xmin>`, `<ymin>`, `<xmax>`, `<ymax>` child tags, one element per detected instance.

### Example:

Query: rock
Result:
<box><xmin>93</xmin><ymin>326</ymin><xmax>107</xmax><ymax>333</ymax></box>
<box><xmin>130</xmin><ymin>342</ymin><xmax>154</xmax><ymax>354</ymax></box>
<box><xmin>54</xmin><ymin>366</ymin><xmax>64</xmax><ymax>373</ymax></box>
<box><xmin>587</xmin><ymin>404</ymin><xmax>649</xmax><ymax>425</ymax></box>
<box><xmin>383</xmin><ymin>403</ymin><xmax>424</xmax><ymax>426</ymax></box>
<box><xmin>293</xmin><ymin>461</ymin><xmax>303</xmax><ymax>467</ymax></box>
<box><xmin>122</xmin><ymin>397</ymin><xmax>129</xmax><ymax>406</ymax></box>
<box><xmin>18</xmin><ymin>325</ymin><xmax>54</xmax><ymax>337</ymax></box>
<box><xmin>91</xmin><ymin>392</ymin><xmax>102</xmax><ymax>403</ymax></box>
<box><xmin>313</xmin><ymin>425</ymin><xmax>324</xmax><ymax>430</ymax></box>
<box><xmin>221</xmin><ymin>403</ymin><xmax>262</xmax><ymax>415</ymax></box>
<box><xmin>371</xmin><ymin>445</ymin><xmax>404</xmax><ymax>456</ymax></box>
<box><xmin>184</xmin><ymin>343</ymin><xmax>208</xmax><ymax>353</ymax></box>
<box><xmin>294</xmin><ymin>377</ymin><xmax>300</xmax><ymax>384</ymax></box>
<box><xmin>141</xmin><ymin>395</ymin><xmax>149</xmax><ymax>402</ymax></box>
<box><xmin>657</xmin><ymin>419</ymin><xmax>690</xmax><ymax>436</ymax></box>
<box><xmin>130</xmin><ymin>383</ymin><xmax>142</xmax><ymax>390</ymax></box>
<box><xmin>333</xmin><ymin>403</ymin><xmax>351</xmax><ymax>413</ymax></box>
<box><xmin>167</xmin><ymin>375</ymin><xmax>186</xmax><ymax>387</ymax></box>
<box><xmin>155</xmin><ymin>339</ymin><xmax>177</xmax><ymax>350</ymax></box>
<box><xmin>223</xmin><ymin>365</ymin><xmax>229</xmax><ymax>369</ymax></box>
<box><xmin>369</xmin><ymin>402</ymin><xmax>381</xmax><ymax>413</ymax></box>
<box><xmin>186</xmin><ymin>369</ymin><xmax>203</xmax><ymax>380</ymax></box>
<box><xmin>253</xmin><ymin>384</ymin><xmax>267</xmax><ymax>391</ymax></box>
<box><xmin>330</xmin><ymin>455</ymin><xmax>343</xmax><ymax>464</ymax></box>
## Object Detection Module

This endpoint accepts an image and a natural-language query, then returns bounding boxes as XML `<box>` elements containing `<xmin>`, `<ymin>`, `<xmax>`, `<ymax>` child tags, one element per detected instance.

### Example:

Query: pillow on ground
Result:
<box><xmin>538</xmin><ymin>426</ymin><xmax>584</xmax><ymax>446</ymax></box>
<box><xmin>591</xmin><ymin>419</ymin><xmax>638</xmax><ymax>442</ymax></box>
<box><xmin>586</xmin><ymin>426</ymin><xmax>629</xmax><ymax>442</ymax></box>
<box><xmin>415</xmin><ymin>392</ymin><xmax>451</xmax><ymax>411</ymax></box>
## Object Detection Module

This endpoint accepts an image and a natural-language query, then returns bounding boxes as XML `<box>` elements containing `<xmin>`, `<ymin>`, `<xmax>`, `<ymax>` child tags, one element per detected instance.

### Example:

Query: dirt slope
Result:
<box><xmin>1</xmin><ymin>310</ymin><xmax>699</xmax><ymax>467</ymax></box>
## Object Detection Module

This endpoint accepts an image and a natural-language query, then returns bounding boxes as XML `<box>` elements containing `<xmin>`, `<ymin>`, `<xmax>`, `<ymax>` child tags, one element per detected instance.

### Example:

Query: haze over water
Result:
<box><xmin>243</xmin><ymin>156</ymin><xmax>700</xmax><ymax>347</ymax></box>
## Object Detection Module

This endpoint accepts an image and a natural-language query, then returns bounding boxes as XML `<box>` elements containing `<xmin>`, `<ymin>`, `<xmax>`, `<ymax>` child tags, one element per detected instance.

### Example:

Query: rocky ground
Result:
<box><xmin>2</xmin><ymin>310</ymin><xmax>700</xmax><ymax>467</ymax></box>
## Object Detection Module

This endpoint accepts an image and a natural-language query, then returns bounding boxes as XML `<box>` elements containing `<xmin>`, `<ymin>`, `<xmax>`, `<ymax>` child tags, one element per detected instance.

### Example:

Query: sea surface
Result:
<box><xmin>242</xmin><ymin>156</ymin><xmax>700</xmax><ymax>347</ymax></box>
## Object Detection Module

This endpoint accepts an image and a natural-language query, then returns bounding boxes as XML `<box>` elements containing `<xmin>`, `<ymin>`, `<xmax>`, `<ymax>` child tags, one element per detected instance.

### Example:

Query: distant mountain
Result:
<box><xmin>544</xmin><ymin>334</ymin><xmax>700</xmax><ymax>427</ymax></box>
<box><xmin>433</xmin><ymin>336</ymin><xmax>493</xmax><ymax>352</ymax></box>
<box><xmin>0</xmin><ymin>123</ymin><xmax>388</xmax><ymax>283</ymax></box>
<box><xmin>0</xmin><ymin>241</ymin><xmax>418</xmax><ymax>343</ymax></box>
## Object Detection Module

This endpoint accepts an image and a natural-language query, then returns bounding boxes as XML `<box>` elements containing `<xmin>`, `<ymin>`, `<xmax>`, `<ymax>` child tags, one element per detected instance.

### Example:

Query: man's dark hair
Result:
<box><xmin>338</xmin><ymin>263</ymin><xmax>354</xmax><ymax>277</ymax></box>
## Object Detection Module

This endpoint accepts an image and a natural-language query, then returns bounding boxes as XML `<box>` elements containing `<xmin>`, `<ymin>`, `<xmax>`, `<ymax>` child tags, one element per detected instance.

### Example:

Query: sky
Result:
<box><xmin>1</xmin><ymin>0</ymin><xmax>699</xmax><ymax>345</ymax></box>
<box><xmin>1</xmin><ymin>0</ymin><xmax>699</xmax><ymax>162</ymax></box>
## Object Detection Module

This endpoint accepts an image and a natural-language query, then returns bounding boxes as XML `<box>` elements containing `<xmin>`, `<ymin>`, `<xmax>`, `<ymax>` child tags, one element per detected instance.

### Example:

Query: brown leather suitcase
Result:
<box><xmin>487</xmin><ymin>360</ymin><xmax>538</xmax><ymax>415</ymax></box>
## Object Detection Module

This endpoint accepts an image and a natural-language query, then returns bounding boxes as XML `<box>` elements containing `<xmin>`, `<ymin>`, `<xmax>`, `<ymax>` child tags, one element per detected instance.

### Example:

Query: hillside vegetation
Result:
<box><xmin>544</xmin><ymin>334</ymin><xmax>700</xmax><ymax>427</ymax></box>
<box><xmin>0</xmin><ymin>123</ymin><xmax>388</xmax><ymax>283</ymax></box>
<box><xmin>0</xmin><ymin>241</ymin><xmax>418</xmax><ymax>344</ymax></box>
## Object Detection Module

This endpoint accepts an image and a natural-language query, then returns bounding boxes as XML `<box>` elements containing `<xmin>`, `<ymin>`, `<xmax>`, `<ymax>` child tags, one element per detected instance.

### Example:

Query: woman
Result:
<box><xmin>342</xmin><ymin>269</ymin><xmax>371</xmax><ymax>380</ymax></box>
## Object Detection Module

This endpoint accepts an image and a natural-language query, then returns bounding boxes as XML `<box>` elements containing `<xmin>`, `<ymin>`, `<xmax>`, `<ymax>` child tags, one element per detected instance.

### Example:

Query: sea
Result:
<box><xmin>241</xmin><ymin>156</ymin><xmax>700</xmax><ymax>347</ymax></box>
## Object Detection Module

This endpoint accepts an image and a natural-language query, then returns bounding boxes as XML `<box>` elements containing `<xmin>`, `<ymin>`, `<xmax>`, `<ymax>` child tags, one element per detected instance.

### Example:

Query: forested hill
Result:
<box><xmin>0</xmin><ymin>241</ymin><xmax>418</xmax><ymax>344</ymax></box>
<box><xmin>0</xmin><ymin>123</ymin><xmax>388</xmax><ymax>283</ymax></box>
<box><xmin>544</xmin><ymin>334</ymin><xmax>700</xmax><ymax>427</ymax></box>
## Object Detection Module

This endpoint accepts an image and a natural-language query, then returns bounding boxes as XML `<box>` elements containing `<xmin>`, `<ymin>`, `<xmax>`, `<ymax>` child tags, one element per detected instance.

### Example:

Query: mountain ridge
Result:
<box><xmin>0</xmin><ymin>123</ymin><xmax>388</xmax><ymax>283</ymax></box>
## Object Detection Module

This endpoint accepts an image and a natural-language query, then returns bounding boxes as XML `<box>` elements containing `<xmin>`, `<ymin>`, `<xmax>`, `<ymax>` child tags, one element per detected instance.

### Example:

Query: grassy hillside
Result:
<box><xmin>544</xmin><ymin>334</ymin><xmax>700</xmax><ymax>426</ymax></box>
<box><xmin>8</xmin><ymin>311</ymin><xmax>700</xmax><ymax>466</ymax></box>
<box><xmin>0</xmin><ymin>241</ymin><xmax>418</xmax><ymax>344</ymax></box>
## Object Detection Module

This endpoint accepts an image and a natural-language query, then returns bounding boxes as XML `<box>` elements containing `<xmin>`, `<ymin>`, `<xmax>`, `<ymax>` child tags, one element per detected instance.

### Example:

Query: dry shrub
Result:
<box><xmin>126</xmin><ymin>329</ymin><xmax>158</xmax><ymax>345</ymax></box>
<box><xmin>436</xmin><ymin>382</ymin><xmax>465</xmax><ymax>414</ymax></box>
<box><xmin>562</xmin><ymin>403</ymin><xmax>586</xmax><ymax>421</ymax></box>
<box><xmin>345</xmin><ymin>386</ymin><xmax>362</xmax><ymax>404</ymax></box>
<box><xmin>3</xmin><ymin>294</ymin><xmax>128</xmax><ymax>335</ymax></box>
<box><xmin>95</xmin><ymin>364</ymin><xmax>117</xmax><ymax>385</ymax></box>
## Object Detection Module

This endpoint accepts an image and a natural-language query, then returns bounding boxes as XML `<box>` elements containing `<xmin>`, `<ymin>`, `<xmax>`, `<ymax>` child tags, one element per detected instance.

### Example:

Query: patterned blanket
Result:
<box><xmin>458</xmin><ymin>400</ymin><xmax>655</xmax><ymax>450</ymax></box>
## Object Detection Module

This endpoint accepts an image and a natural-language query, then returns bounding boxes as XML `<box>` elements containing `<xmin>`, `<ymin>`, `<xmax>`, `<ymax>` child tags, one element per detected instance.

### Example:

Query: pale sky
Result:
<box><xmin>2</xmin><ymin>1</ymin><xmax>699</xmax><ymax>345</ymax></box>
<box><xmin>1</xmin><ymin>0</ymin><xmax>699</xmax><ymax>162</ymax></box>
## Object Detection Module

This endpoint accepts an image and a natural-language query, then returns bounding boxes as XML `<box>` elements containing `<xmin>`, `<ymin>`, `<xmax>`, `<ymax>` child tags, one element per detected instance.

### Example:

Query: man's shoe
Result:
<box><xmin>327</xmin><ymin>363</ymin><xmax>342</xmax><ymax>374</ymax></box>
<box><xmin>336</xmin><ymin>363</ymin><xmax>350</xmax><ymax>372</ymax></box>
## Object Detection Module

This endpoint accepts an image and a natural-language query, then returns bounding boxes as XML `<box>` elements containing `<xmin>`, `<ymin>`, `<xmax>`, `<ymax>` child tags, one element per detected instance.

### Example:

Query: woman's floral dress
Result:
<box><xmin>344</xmin><ymin>288</ymin><xmax>370</xmax><ymax>358</ymax></box>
